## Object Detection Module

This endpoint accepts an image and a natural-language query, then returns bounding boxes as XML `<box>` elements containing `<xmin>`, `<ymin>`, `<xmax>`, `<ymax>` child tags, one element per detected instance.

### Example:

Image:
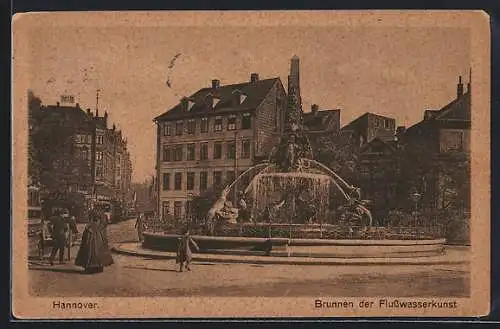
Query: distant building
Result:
<box><xmin>341</xmin><ymin>112</ymin><xmax>396</xmax><ymax>147</ymax></box>
<box><xmin>153</xmin><ymin>73</ymin><xmax>287</xmax><ymax>223</ymax></box>
<box><xmin>31</xmin><ymin>101</ymin><xmax>133</xmax><ymax>215</ymax></box>
<box><xmin>356</xmin><ymin>137</ymin><xmax>402</xmax><ymax>221</ymax></box>
<box><xmin>303</xmin><ymin>104</ymin><xmax>340</xmax><ymax>134</ymax></box>
<box><xmin>403</xmin><ymin>74</ymin><xmax>471</xmax><ymax>210</ymax></box>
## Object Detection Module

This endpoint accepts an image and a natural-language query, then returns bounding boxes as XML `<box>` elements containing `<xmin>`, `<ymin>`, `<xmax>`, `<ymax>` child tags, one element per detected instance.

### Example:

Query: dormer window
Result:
<box><xmin>187</xmin><ymin>100</ymin><xmax>195</xmax><ymax>111</ymax></box>
<box><xmin>227</xmin><ymin>114</ymin><xmax>237</xmax><ymax>131</ymax></box>
<box><xmin>213</xmin><ymin>97</ymin><xmax>220</xmax><ymax>109</ymax></box>
<box><xmin>232</xmin><ymin>89</ymin><xmax>246</xmax><ymax>106</ymax></box>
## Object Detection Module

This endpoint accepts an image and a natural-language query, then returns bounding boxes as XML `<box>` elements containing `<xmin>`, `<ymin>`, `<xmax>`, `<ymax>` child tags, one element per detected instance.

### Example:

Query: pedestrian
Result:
<box><xmin>135</xmin><ymin>213</ymin><xmax>146</xmax><ymax>242</ymax></box>
<box><xmin>75</xmin><ymin>209</ymin><xmax>114</xmax><ymax>274</ymax></box>
<box><xmin>176</xmin><ymin>227</ymin><xmax>199</xmax><ymax>272</ymax></box>
<box><xmin>68</xmin><ymin>215</ymin><xmax>79</xmax><ymax>245</ymax></box>
<box><xmin>48</xmin><ymin>209</ymin><xmax>68</xmax><ymax>266</ymax></box>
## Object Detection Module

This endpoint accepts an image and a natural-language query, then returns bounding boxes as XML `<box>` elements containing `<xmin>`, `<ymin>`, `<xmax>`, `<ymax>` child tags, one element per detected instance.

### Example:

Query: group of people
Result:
<box><xmin>42</xmin><ymin>207</ymin><xmax>114</xmax><ymax>274</ymax></box>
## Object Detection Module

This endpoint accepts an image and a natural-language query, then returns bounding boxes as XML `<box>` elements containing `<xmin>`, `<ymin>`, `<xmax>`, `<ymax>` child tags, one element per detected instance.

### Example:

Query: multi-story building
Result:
<box><xmin>154</xmin><ymin>73</ymin><xmax>288</xmax><ymax>222</ymax></box>
<box><xmin>30</xmin><ymin>100</ymin><xmax>133</xmax><ymax>216</ymax></box>
<box><xmin>341</xmin><ymin>112</ymin><xmax>396</xmax><ymax>147</ymax></box>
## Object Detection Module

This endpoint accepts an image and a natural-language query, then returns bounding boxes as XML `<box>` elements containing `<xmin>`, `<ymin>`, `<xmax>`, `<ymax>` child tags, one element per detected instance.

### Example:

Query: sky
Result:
<box><xmin>27</xmin><ymin>24</ymin><xmax>470</xmax><ymax>183</ymax></box>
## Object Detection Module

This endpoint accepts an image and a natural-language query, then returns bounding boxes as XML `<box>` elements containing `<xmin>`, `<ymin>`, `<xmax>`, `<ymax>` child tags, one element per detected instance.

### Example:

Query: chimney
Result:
<box><xmin>112</xmin><ymin>124</ymin><xmax>116</xmax><ymax>131</ymax></box>
<box><xmin>396</xmin><ymin>126</ymin><xmax>406</xmax><ymax>136</ymax></box>
<box><xmin>180</xmin><ymin>97</ymin><xmax>189</xmax><ymax>111</ymax></box>
<box><xmin>311</xmin><ymin>104</ymin><xmax>319</xmax><ymax>114</ymax></box>
<box><xmin>76</xmin><ymin>103</ymin><xmax>80</xmax><ymax>109</ymax></box>
<box><xmin>457</xmin><ymin>75</ymin><xmax>464</xmax><ymax>98</ymax></box>
<box><xmin>56</xmin><ymin>102</ymin><xmax>60</xmax><ymax>107</ymax></box>
<box><xmin>250</xmin><ymin>73</ymin><xmax>259</xmax><ymax>83</ymax></box>
<box><xmin>212</xmin><ymin>79</ymin><xmax>220</xmax><ymax>89</ymax></box>
<box><xmin>86</xmin><ymin>108</ymin><xmax>92</xmax><ymax>116</ymax></box>
<box><xmin>396</xmin><ymin>126</ymin><xmax>406</xmax><ymax>143</ymax></box>
<box><xmin>96</xmin><ymin>109</ymin><xmax>99</xmax><ymax>117</ymax></box>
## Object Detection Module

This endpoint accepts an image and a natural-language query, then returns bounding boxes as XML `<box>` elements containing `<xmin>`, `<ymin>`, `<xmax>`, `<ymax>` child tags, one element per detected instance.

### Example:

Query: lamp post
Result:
<box><xmin>410</xmin><ymin>191</ymin><xmax>421</xmax><ymax>238</ymax></box>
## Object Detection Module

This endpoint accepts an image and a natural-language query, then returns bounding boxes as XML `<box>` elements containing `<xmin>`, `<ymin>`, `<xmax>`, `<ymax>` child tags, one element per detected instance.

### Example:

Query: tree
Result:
<box><xmin>311</xmin><ymin>132</ymin><xmax>360</xmax><ymax>184</ymax></box>
<box><xmin>28</xmin><ymin>90</ymin><xmax>42</xmax><ymax>180</ymax></box>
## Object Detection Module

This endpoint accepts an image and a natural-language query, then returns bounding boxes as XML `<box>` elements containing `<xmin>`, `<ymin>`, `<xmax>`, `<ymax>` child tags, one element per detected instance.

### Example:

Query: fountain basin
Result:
<box><xmin>142</xmin><ymin>232</ymin><xmax>446</xmax><ymax>258</ymax></box>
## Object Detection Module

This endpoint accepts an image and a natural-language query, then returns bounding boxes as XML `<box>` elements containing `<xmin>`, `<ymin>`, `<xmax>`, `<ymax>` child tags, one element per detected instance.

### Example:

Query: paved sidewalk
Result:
<box><xmin>112</xmin><ymin>243</ymin><xmax>470</xmax><ymax>266</ymax></box>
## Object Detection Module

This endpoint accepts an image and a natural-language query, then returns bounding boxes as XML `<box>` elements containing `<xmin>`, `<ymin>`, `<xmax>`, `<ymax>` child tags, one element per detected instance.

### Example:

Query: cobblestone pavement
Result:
<box><xmin>28</xmin><ymin>219</ymin><xmax>470</xmax><ymax>297</ymax></box>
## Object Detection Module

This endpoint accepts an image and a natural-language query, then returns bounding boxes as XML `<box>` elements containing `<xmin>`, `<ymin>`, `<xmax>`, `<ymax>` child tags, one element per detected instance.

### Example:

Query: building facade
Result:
<box><xmin>29</xmin><ymin>100</ymin><xmax>133</xmax><ymax>217</ymax></box>
<box><xmin>341</xmin><ymin>112</ymin><xmax>396</xmax><ymax>147</ymax></box>
<box><xmin>154</xmin><ymin>73</ymin><xmax>287</xmax><ymax>222</ymax></box>
<box><xmin>403</xmin><ymin>75</ymin><xmax>471</xmax><ymax>211</ymax></box>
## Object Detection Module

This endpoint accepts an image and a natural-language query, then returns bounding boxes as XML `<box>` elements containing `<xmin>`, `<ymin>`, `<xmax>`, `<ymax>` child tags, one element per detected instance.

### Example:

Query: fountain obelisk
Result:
<box><xmin>286</xmin><ymin>55</ymin><xmax>304</xmax><ymax>133</ymax></box>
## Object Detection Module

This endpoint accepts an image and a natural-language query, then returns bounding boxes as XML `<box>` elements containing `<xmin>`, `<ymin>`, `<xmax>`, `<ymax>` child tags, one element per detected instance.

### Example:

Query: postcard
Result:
<box><xmin>12</xmin><ymin>10</ymin><xmax>490</xmax><ymax>318</ymax></box>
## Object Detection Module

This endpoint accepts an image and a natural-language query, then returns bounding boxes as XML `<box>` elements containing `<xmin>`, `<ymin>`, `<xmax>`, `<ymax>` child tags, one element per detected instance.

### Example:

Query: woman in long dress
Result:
<box><xmin>75</xmin><ymin>209</ymin><xmax>114</xmax><ymax>274</ymax></box>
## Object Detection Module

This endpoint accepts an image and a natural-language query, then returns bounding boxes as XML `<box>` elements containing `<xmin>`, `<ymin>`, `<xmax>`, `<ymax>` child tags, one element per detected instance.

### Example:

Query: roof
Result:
<box><xmin>154</xmin><ymin>77</ymin><xmax>282</xmax><ymax>121</ymax></box>
<box><xmin>405</xmin><ymin>91</ymin><xmax>471</xmax><ymax>135</ymax></box>
<box><xmin>341</xmin><ymin>112</ymin><xmax>395</xmax><ymax>131</ymax></box>
<box><xmin>303</xmin><ymin>109</ymin><xmax>340</xmax><ymax>132</ymax></box>
<box><xmin>41</xmin><ymin>105</ymin><xmax>92</xmax><ymax>123</ymax></box>
<box><xmin>360</xmin><ymin>137</ymin><xmax>397</xmax><ymax>154</ymax></box>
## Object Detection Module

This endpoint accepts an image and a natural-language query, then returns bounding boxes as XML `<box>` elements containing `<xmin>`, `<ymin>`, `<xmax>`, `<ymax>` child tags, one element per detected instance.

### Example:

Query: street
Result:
<box><xmin>28</xmin><ymin>219</ymin><xmax>470</xmax><ymax>297</ymax></box>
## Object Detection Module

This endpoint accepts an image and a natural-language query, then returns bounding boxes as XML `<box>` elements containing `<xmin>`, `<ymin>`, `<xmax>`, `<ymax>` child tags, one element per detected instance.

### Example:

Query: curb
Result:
<box><xmin>111</xmin><ymin>244</ymin><xmax>469</xmax><ymax>266</ymax></box>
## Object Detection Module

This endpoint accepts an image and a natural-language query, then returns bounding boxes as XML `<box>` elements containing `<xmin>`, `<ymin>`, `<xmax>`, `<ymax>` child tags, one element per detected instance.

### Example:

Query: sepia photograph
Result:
<box><xmin>12</xmin><ymin>11</ymin><xmax>490</xmax><ymax>318</ymax></box>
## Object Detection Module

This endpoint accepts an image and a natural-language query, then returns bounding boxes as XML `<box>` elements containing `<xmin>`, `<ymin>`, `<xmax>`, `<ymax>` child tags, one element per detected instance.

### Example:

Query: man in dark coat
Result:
<box><xmin>75</xmin><ymin>209</ymin><xmax>114</xmax><ymax>274</ymax></box>
<box><xmin>176</xmin><ymin>228</ymin><xmax>199</xmax><ymax>272</ymax></box>
<box><xmin>48</xmin><ymin>209</ymin><xmax>68</xmax><ymax>266</ymax></box>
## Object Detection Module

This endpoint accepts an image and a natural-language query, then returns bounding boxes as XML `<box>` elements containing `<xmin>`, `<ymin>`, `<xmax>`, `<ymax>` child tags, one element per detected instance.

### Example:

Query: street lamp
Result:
<box><xmin>410</xmin><ymin>191</ymin><xmax>421</xmax><ymax>238</ymax></box>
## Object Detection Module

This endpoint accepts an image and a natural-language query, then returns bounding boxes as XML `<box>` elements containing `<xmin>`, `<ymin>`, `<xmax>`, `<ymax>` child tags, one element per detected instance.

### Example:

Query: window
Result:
<box><xmin>174</xmin><ymin>173</ymin><xmax>182</xmax><ymax>190</ymax></box>
<box><xmin>163</xmin><ymin>123</ymin><xmax>172</xmax><ymax>136</ymax></box>
<box><xmin>213</xmin><ymin>171</ymin><xmax>222</xmax><ymax>186</ymax></box>
<box><xmin>96</xmin><ymin>165</ymin><xmax>103</xmax><ymax>177</ymax></box>
<box><xmin>227</xmin><ymin>141</ymin><xmax>236</xmax><ymax>160</ymax></box>
<box><xmin>226</xmin><ymin>171</ymin><xmax>235</xmax><ymax>184</ymax></box>
<box><xmin>213</xmin><ymin>141</ymin><xmax>222</xmax><ymax>159</ymax></box>
<box><xmin>162</xmin><ymin>146</ymin><xmax>172</xmax><ymax>162</ymax></box>
<box><xmin>187</xmin><ymin>119</ymin><xmax>196</xmax><ymax>134</ymax></box>
<box><xmin>162</xmin><ymin>201</ymin><xmax>170</xmax><ymax>219</ymax></box>
<box><xmin>174</xmin><ymin>201</ymin><xmax>183</xmax><ymax>221</ymax></box>
<box><xmin>200</xmin><ymin>171</ymin><xmax>208</xmax><ymax>191</ymax></box>
<box><xmin>175</xmin><ymin>121</ymin><xmax>184</xmax><ymax>136</ymax></box>
<box><xmin>242</xmin><ymin>113</ymin><xmax>252</xmax><ymax>129</ymax></box>
<box><xmin>228</xmin><ymin>114</ymin><xmax>237</xmax><ymax>130</ymax></box>
<box><xmin>86</xmin><ymin>135</ymin><xmax>92</xmax><ymax>144</ymax></box>
<box><xmin>174</xmin><ymin>145</ymin><xmax>183</xmax><ymax>161</ymax></box>
<box><xmin>96</xmin><ymin>151</ymin><xmax>103</xmax><ymax>161</ymax></box>
<box><xmin>186</xmin><ymin>143</ymin><xmax>196</xmax><ymax>161</ymax></box>
<box><xmin>187</xmin><ymin>172</ymin><xmax>195</xmax><ymax>190</ymax></box>
<box><xmin>200</xmin><ymin>117</ymin><xmax>209</xmax><ymax>133</ymax></box>
<box><xmin>242</xmin><ymin>140</ymin><xmax>251</xmax><ymax>159</ymax></box>
<box><xmin>81</xmin><ymin>148</ymin><xmax>89</xmax><ymax>161</ymax></box>
<box><xmin>214</xmin><ymin>116</ymin><xmax>223</xmax><ymax>132</ymax></box>
<box><xmin>440</xmin><ymin>130</ymin><xmax>464</xmax><ymax>152</ymax></box>
<box><xmin>96</xmin><ymin>135</ymin><xmax>104</xmax><ymax>144</ymax></box>
<box><xmin>200</xmin><ymin>142</ymin><xmax>208</xmax><ymax>160</ymax></box>
<box><xmin>162</xmin><ymin>173</ymin><xmax>170</xmax><ymax>190</ymax></box>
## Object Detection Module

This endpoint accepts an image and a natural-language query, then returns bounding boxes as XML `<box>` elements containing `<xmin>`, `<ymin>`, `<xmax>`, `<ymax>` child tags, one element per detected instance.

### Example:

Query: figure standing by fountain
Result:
<box><xmin>176</xmin><ymin>228</ymin><xmax>200</xmax><ymax>272</ymax></box>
